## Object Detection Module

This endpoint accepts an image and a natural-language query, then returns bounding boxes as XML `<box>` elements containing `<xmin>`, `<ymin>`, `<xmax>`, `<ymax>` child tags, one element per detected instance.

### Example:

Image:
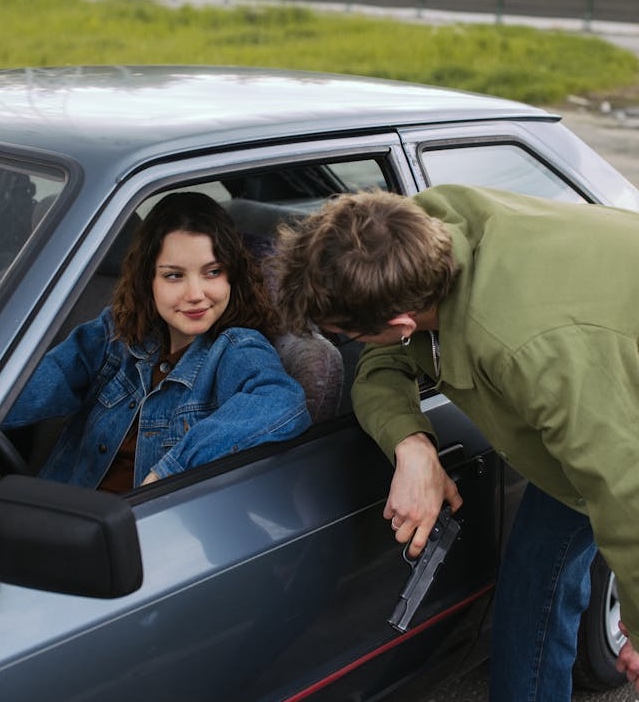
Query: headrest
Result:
<box><xmin>224</xmin><ymin>199</ymin><xmax>304</xmax><ymax>240</ymax></box>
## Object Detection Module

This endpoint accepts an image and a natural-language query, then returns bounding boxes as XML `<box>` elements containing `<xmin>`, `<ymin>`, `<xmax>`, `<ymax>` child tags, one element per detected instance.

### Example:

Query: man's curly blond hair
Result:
<box><xmin>273</xmin><ymin>190</ymin><xmax>458</xmax><ymax>335</ymax></box>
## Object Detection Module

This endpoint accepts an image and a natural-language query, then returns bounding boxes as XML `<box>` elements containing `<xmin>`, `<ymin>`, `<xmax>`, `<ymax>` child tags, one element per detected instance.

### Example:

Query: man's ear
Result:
<box><xmin>387</xmin><ymin>313</ymin><xmax>417</xmax><ymax>338</ymax></box>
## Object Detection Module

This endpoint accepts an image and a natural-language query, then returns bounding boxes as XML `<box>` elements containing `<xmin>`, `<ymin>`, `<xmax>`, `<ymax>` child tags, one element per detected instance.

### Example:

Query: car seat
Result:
<box><xmin>224</xmin><ymin>198</ymin><xmax>344</xmax><ymax>424</ymax></box>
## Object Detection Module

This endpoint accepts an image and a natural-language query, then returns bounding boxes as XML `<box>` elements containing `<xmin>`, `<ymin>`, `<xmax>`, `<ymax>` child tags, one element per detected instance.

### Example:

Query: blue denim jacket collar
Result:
<box><xmin>131</xmin><ymin>334</ymin><xmax>213</xmax><ymax>391</ymax></box>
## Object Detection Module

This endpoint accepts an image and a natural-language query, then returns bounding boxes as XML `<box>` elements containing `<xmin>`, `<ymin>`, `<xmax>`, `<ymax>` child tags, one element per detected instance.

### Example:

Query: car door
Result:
<box><xmin>0</xmin><ymin>133</ymin><xmax>501</xmax><ymax>702</ymax></box>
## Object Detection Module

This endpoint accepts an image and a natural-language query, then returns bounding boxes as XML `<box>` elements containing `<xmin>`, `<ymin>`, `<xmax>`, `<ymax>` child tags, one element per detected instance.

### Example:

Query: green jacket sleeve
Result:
<box><xmin>352</xmin><ymin>342</ymin><xmax>436</xmax><ymax>465</ymax></box>
<box><xmin>500</xmin><ymin>324</ymin><xmax>639</xmax><ymax>649</ymax></box>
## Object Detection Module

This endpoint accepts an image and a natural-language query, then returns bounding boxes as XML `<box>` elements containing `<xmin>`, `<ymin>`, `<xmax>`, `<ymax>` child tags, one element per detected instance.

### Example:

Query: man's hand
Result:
<box><xmin>384</xmin><ymin>432</ymin><xmax>463</xmax><ymax>558</ymax></box>
<box><xmin>616</xmin><ymin>622</ymin><xmax>639</xmax><ymax>690</ymax></box>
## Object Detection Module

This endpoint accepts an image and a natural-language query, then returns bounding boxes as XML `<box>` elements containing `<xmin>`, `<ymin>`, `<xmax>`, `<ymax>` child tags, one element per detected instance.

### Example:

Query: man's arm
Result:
<box><xmin>353</xmin><ymin>343</ymin><xmax>462</xmax><ymax>557</ymax></box>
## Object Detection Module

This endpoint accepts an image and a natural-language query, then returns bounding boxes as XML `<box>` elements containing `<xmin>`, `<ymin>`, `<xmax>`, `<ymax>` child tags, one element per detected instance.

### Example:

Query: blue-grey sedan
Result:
<box><xmin>0</xmin><ymin>66</ymin><xmax>635</xmax><ymax>702</ymax></box>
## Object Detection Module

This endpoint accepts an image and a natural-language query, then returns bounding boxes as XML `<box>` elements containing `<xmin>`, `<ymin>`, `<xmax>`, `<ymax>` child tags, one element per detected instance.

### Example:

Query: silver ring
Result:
<box><xmin>391</xmin><ymin>516</ymin><xmax>401</xmax><ymax>531</ymax></box>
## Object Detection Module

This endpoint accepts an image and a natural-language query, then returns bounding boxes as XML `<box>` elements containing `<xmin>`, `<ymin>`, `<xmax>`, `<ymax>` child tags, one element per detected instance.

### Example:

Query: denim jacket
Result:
<box><xmin>3</xmin><ymin>308</ymin><xmax>311</xmax><ymax>488</ymax></box>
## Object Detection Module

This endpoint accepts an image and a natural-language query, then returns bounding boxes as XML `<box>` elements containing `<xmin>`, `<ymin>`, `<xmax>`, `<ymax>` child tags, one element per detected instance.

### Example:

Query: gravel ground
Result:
<box><xmin>423</xmin><ymin>660</ymin><xmax>639</xmax><ymax>701</ymax></box>
<box><xmin>560</xmin><ymin>105</ymin><xmax>639</xmax><ymax>188</ymax></box>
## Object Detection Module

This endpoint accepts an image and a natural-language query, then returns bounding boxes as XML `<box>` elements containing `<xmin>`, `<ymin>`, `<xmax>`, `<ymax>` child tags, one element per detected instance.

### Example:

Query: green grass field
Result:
<box><xmin>1</xmin><ymin>0</ymin><xmax>637</xmax><ymax>104</ymax></box>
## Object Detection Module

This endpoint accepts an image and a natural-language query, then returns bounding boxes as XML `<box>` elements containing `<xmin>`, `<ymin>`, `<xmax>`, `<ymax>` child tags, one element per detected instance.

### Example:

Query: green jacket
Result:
<box><xmin>352</xmin><ymin>185</ymin><xmax>639</xmax><ymax>648</ymax></box>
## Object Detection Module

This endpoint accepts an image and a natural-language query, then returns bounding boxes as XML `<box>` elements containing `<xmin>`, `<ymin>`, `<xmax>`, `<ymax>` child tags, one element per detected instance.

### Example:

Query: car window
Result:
<box><xmin>138</xmin><ymin>158</ymin><xmax>387</xmax><ymax>219</ymax></box>
<box><xmin>0</xmin><ymin>159</ymin><xmax>67</xmax><ymax>274</ymax></box>
<box><xmin>11</xmin><ymin>155</ymin><xmax>389</xmax><ymax>482</ymax></box>
<box><xmin>136</xmin><ymin>158</ymin><xmax>389</xmax><ymax>245</ymax></box>
<box><xmin>137</xmin><ymin>181</ymin><xmax>232</xmax><ymax>217</ymax></box>
<box><xmin>220</xmin><ymin>158</ymin><xmax>388</xmax><ymax>205</ymax></box>
<box><xmin>138</xmin><ymin>158</ymin><xmax>389</xmax><ymax>409</ymax></box>
<box><xmin>420</xmin><ymin>143</ymin><xmax>586</xmax><ymax>203</ymax></box>
<box><xmin>327</xmin><ymin>160</ymin><xmax>389</xmax><ymax>192</ymax></box>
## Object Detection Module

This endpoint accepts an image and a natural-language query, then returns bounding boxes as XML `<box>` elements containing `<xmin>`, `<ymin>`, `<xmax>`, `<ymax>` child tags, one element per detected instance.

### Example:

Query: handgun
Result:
<box><xmin>388</xmin><ymin>505</ymin><xmax>461</xmax><ymax>633</ymax></box>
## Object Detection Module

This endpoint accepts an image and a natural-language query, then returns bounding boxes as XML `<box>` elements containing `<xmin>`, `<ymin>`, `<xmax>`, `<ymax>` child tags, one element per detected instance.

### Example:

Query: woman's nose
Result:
<box><xmin>185</xmin><ymin>277</ymin><xmax>204</xmax><ymax>301</ymax></box>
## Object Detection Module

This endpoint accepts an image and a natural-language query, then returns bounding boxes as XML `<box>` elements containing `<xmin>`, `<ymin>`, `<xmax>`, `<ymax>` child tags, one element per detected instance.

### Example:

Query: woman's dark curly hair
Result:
<box><xmin>112</xmin><ymin>191</ymin><xmax>279</xmax><ymax>348</ymax></box>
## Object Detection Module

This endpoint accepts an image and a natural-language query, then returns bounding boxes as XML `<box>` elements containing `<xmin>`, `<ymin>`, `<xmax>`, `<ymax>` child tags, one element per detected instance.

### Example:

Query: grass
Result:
<box><xmin>1</xmin><ymin>0</ymin><xmax>637</xmax><ymax>104</ymax></box>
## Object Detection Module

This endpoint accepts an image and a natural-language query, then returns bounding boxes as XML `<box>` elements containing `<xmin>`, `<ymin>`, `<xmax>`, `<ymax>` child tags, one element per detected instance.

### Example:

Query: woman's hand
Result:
<box><xmin>141</xmin><ymin>471</ymin><xmax>160</xmax><ymax>486</ymax></box>
<box><xmin>616</xmin><ymin>622</ymin><xmax>639</xmax><ymax>690</ymax></box>
<box><xmin>384</xmin><ymin>432</ymin><xmax>463</xmax><ymax>558</ymax></box>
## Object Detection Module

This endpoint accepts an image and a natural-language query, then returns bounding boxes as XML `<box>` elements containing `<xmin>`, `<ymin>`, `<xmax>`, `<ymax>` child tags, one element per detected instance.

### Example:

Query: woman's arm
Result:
<box><xmin>2</xmin><ymin>309</ymin><xmax>112</xmax><ymax>428</ymax></box>
<box><xmin>148</xmin><ymin>331</ymin><xmax>311</xmax><ymax>480</ymax></box>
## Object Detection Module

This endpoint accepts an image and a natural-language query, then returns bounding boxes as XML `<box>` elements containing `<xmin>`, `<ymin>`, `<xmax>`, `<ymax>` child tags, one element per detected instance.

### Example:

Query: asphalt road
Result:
<box><xmin>420</xmin><ymin>661</ymin><xmax>639</xmax><ymax>701</ymax></box>
<box><xmin>324</xmin><ymin>0</ymin><xmax>638</xmax><ymax>25</ymax></box>
<box><xmin>561</xmin><ymin>107</ymin><xmax>639</xmax><ymax>188</ymax></box>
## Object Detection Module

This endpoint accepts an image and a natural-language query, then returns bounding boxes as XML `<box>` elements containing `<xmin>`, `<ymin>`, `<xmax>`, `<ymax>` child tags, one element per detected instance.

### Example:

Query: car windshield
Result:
<box><xmin>0</xmin><ymin>158</ymin><xmax>67</xmax><ymax>275</ymax></box>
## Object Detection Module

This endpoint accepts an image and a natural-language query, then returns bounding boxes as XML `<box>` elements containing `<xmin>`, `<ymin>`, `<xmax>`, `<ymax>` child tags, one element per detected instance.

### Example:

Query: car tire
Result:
<box><xmin>573</xmin><ymin>551</ymin><xmax>627</xmax><ymax>691</ymax></box>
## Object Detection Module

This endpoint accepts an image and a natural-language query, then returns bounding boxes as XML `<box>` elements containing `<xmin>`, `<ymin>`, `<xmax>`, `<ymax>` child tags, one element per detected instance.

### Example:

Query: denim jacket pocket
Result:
<box><xmin>161</xmin><ymin>402</ymin><xmax>218</xmax><ymax>449</ymax></box>
<box><xmin>96</xmin><ymin>372</ymin><xmax>134</xmax><ymax>409</ymax></box>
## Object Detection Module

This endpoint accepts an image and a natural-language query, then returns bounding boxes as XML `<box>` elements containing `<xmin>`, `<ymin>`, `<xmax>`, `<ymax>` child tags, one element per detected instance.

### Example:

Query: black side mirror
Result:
<box><xmin>0</xmin><ymin>475</ymin><xmax>143</xmax><ymax>598</ymax></box>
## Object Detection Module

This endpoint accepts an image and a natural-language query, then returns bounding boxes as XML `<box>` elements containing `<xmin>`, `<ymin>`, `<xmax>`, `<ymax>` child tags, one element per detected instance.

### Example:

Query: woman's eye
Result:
<box><xmin>206</xmin><ymin>267</ymin><xmax>223</xmax><ymax>278</ymax></box>
<box><xmin>163</xmin><ymin>272</ymin><xmax>182</xmax><ymax>280</ymax></box>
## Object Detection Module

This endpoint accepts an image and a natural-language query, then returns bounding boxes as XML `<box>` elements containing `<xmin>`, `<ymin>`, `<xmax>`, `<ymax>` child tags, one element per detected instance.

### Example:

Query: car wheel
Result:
<box><xmin>573</xmin><ymin>551</ymin><xmax>627</xmax><ymax>691</ymax></box>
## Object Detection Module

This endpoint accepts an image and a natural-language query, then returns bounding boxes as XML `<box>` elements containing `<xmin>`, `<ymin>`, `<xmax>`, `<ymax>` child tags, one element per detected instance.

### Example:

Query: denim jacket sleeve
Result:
<box><xmin>2</xmin><ymin>309</ymin><xmax>112</xmax><ymax>428</ymax></box>
<box><xmin>150</xmin><ymin>329</ymin><xmax>311</xmax><ymax>479</ymax></box>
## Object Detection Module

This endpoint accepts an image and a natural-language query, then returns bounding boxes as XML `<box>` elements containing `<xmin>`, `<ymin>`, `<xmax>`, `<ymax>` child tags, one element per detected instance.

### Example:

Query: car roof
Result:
<box><xmin>0</xmin><ymin>65</ymin><xmax>554</xmax><ymax>176</ymax></box>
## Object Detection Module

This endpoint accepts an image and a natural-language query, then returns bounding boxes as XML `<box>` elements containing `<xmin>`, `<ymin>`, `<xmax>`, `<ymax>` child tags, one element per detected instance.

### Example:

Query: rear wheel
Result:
<box><xmin>573</xmin><ymin>552</ymin><xmax>627</xmax><ymax>691</ymax></box>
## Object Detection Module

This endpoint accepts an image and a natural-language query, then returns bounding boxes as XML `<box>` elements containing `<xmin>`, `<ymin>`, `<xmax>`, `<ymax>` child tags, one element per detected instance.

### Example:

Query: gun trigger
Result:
<box><xmin>401</xmin><ymin>542</ymin><xmax>417</xmax><ymax>567</ymax></box>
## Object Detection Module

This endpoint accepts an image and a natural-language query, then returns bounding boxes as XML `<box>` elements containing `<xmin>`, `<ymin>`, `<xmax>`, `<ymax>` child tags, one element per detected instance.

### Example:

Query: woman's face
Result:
<box><xmin>152</xmin><ymin>230</ymin><xmax>231</xmax><ymax>353</ymax></box>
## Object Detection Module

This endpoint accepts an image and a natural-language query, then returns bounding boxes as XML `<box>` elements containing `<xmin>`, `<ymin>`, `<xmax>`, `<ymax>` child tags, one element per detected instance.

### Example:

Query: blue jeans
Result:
<box><xmin>489</xmin><ymin>483</ymin><xmax>597</xmax><ymax>701</ymax></box>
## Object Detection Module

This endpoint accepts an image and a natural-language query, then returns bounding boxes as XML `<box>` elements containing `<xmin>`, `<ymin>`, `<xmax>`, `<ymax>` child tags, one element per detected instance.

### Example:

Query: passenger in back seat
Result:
<box><xmin>2</xmin><ymin>192</ymin><xmax>311</xmax><ymax>492</ymax></box>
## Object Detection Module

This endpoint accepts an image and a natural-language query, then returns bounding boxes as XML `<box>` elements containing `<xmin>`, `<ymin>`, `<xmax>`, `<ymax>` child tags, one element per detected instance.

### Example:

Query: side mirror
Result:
<box><xmin>0</xmin><ymin>475</ymin><xmax>143</xmax><ymax>598</ymax></box>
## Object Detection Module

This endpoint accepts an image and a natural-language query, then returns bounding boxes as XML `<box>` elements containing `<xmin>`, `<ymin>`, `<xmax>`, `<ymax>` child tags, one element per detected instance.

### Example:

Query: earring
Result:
<box><xmin>400</xmin><ymin>335</ymin><xmax>412</xmax><ymax>347</ymax></box>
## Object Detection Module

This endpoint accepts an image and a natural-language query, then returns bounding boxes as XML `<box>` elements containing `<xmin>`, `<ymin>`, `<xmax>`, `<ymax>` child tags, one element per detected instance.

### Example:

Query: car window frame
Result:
<box><xmin>0</xmin><ymin>145</ymin><xmax>82</xmax><ymax>305</ymax></box>
<box><xmin>0</xmin><ymin>132</ymin><xmax>413</xmax><ymax>420</ymax></box>
<box><xmin>417</xmin><ymin>137</ymin><xmax>588</xmax><ymax>203</ymax></box>
<box><xmin>398</xmin><ymin>119</ymin><xmax>639</xmax><ymax>209</ymax></box>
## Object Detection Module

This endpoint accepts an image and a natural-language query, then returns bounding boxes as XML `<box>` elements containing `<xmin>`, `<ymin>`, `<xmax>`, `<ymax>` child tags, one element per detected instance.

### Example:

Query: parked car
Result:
<box><xmin>0</xmin><ymin>66</ymin><xmax>635</xmax><ymax>702</ymax></box>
